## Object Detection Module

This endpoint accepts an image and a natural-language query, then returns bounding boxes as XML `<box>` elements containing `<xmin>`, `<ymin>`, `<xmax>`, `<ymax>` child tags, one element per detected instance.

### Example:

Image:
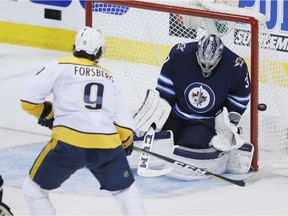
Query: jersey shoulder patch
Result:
<box><xmin>233</xmin><ymin>56</ymin><xmax>245</xmax><ymax>68</ymax></box>
<box><xmin>171</xmin><ymin>42</ymin><xmax>197</xmax><ymax>58</ymax></box>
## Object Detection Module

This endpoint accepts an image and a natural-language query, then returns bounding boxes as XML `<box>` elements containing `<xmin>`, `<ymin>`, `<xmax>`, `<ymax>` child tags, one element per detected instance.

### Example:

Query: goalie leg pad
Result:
<box><xmin>226</xmin><ymin>142</ymin><xmax>254</xmax><ymax>174</ymax></box>
<box><xmin>164</xmin><ymin>146</ymin><xmax>229</xmax><ymax>180</ymax></box>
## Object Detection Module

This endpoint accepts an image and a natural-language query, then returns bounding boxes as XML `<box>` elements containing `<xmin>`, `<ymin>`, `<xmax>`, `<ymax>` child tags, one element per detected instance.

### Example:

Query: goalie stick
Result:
<box><xmin>134</xmin><ymin>146</ymin><xmax>270</xmax><ymax>187</ymax></box>
<box><xmin>137</xmin><ymin>124</ymin><xmax>173</xmax><ymax>177</ymax></box>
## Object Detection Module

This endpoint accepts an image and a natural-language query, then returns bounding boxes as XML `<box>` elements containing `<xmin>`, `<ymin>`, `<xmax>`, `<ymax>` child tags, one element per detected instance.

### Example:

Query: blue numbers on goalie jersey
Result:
<box><xmin>83</xmin><ymin>82</ymin><xmax>104</xmax><ymax>110</ymax></box>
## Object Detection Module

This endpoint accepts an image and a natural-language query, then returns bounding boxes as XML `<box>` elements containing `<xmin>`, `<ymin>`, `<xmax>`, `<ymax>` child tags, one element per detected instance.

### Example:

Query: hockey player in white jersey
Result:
<box><xmin>20</xmin><ymin>27</ymin><xmax>146</xmax><ymax>215</ymax></box>
<box><xmin>134</xmin><ymin>34</ymin><xmax>254</xmax><ymax>179</ymax></box>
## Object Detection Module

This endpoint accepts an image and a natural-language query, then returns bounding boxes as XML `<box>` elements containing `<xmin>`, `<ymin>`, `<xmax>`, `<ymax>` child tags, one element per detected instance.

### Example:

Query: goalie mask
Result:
<box><xmin>196</xmin><ymin>34</ymin><xmax>224</xmax><ymax>78</ymax></box>
<box><xmin>75</xmin><ymin>27</ymin><xmax>106</xmax><ymax>59</ymax></box>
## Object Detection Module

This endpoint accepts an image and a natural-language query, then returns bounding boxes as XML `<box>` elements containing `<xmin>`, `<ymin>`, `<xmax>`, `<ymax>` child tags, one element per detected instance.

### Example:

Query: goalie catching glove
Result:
<box><xmin>209</xmin><ymin>108</ymin><xmax>245</xmax><ymax>152</ymax></box>
<box><xmin>208</xmin><ymin>109</ymin><xmax>254</xmax><ymax>174</ymax></box>
<box><xmin>133</xmin><ymin>89</ymin><xmax>171</xmax><ymax>137</ymax></box>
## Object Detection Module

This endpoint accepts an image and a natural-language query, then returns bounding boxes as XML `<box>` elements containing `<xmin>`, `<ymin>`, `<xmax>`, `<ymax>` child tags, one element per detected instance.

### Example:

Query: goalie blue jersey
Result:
<box><xmin>156</xmin><ymin>42</ymin><xmax>251</xmax><ymax>124</ymax></box>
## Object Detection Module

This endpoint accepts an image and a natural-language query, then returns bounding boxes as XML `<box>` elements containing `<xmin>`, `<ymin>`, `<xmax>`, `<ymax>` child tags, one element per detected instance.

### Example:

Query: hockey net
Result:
<box><xmin>86</xmin><ymin>0</ymin><xmax>288</xmax><ymax>170</ymax></box>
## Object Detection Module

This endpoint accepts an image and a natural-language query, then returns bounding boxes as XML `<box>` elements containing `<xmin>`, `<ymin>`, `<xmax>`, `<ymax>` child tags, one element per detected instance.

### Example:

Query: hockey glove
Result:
<box><xmin>124</xmin><ymin>142</ymin><xmax>134</xmax><ymax>156</ymax></box>
<box><xmin>120</xmin><ymin>131</ymin><xmax>134</xmax><ymax>156</ymax></box>
<box><xmin>38</xmin><ymin>101</ymin><xmax>54</xmax><ymax>129</ymax></box>
<box><xmin>0</xmin><ymin>202</ymin><xmax>14</xmax><ymax>216</ymax></box>
<box><xmin>38</xmin><ymin>117</ymin><xmax>54</xmax><ymax>129</ymax></box>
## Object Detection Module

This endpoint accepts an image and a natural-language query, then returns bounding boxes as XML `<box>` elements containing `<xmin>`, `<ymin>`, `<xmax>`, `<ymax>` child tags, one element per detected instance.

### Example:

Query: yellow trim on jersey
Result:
<box><xmin>115</xmin><ymin>125</ymin><xmax>133</xmax><ymax>149</ymax></box>
<box><xmin>58</xmin><ymin>57</ymin><xmax>96</xmax><ymax>66</ymax></box>
<box><xmin>30</xmin><ymin>139</ymin><xmax>58</xmax><ymax>179</ymax></box>
<box><xmin>57</xmin><ymin>57</ymin><xmax>111</xmax><ymax>73</ymax></box>
<box><xmin>20</xmin><ymin>100</ymin><xmax>44</xmax><ymax>119</ymax></box>
<box><xmin>51</xmin><ymin>126</ymin><xmax>122</xmax><ymax>149</ymax></box>
<box><xmin>21</xmin><ymin>100</ymin><xmax>54</xmax><ymax>119</ymax></box>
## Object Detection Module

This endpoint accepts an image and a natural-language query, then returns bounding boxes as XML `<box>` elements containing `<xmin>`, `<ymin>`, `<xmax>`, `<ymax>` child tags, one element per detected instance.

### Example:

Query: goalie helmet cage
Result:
<box><xmin>85</xmin><ymin>0</ymin><xmax>288</xmax><ymax>171</ymax></box>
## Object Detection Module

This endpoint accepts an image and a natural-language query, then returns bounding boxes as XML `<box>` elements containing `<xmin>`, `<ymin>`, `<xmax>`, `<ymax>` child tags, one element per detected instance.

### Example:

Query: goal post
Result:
<box><xmin>85</xmin><ymin>0</ymin><xmax>288</xmax><ymax>171</ymax></box>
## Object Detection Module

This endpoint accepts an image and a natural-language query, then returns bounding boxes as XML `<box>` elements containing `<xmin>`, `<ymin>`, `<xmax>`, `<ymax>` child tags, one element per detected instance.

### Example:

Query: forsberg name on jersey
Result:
<box><xmin>74</xmin><ymin>66</ymin><xmax>114</xmax><ymax>82</ymax></box>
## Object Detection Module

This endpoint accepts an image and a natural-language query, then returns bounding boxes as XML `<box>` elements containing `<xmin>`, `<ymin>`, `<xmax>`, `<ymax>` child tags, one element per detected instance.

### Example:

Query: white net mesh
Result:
<box><xmin>89</xmin><ymin>0</ymin><xmax>288</xmax><ymax>167</ymax></box>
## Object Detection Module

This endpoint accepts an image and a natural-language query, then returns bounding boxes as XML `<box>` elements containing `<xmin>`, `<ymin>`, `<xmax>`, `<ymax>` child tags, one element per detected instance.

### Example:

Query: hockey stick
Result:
<box><xmin>137</xmin><ymin>124</ymin><xmax>173</xmax><ymax>177</ymax></box>
<box><xmin>134</xmin><ymin>146</ymin><xmax>270</xmax><ymax>187</ymax></box>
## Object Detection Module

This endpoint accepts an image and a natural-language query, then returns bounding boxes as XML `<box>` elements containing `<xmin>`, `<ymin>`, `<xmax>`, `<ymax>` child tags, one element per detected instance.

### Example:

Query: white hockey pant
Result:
<box><xmin>22</xmin><ymin>177</ymin><xmax>56</xmax><ymax>215</ymax></box>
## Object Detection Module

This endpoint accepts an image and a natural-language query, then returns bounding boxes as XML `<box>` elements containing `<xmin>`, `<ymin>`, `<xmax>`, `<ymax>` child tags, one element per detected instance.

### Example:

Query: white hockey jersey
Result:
<box><xmin>21</xmin><ymin>57</ymin><xmax>134</xmax><ymax>149</ymax></box>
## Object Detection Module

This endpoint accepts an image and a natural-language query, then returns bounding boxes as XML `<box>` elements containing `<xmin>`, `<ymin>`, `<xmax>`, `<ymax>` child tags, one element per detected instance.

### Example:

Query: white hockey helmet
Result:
<box><xmin>196</xmin><ymin>34</ymin><xmax>224</xmax><ymax>78</ymax></box>
<box><xmin>75</xmin><ymin>27</ymin><xmax>106</xmax><ymax>56</ymax></box>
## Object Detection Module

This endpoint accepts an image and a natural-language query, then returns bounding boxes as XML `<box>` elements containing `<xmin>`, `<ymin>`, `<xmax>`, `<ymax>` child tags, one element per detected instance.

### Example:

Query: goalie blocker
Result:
<box><xmin>133</xmin><ymin>89</ymin><xmax>171</xmax><ymax>137</ymax></box>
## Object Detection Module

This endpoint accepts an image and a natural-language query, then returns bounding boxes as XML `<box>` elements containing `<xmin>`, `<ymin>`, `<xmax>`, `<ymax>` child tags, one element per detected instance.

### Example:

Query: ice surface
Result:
<box><xmin>0</xmin><ymin>43</ymin><xmax>288</xmax><ymax>215</ymax></box>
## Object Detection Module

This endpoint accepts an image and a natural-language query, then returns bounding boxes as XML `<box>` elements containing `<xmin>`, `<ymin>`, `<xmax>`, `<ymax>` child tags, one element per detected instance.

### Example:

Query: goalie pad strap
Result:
<box><xmin>134</xmin><ymin>130</ymin><xmax>171</xmax><ymax>141</ymax></box>
<box><xmin>173</xmin><ymin>146</ymin><xmax>226</xmax><ymax>160</ymax></box>
<box><xmin>238</xmin><ymin>143</ymin><xmax>253</xmax><ymax>152</ymax></box>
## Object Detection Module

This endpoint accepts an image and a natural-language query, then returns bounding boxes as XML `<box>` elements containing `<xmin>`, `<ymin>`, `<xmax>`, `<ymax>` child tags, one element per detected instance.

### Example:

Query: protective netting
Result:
<box><xmin>88</xmin><ymin>0</ymin><xmax>288</xmax><ymax>167</ymax></box>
